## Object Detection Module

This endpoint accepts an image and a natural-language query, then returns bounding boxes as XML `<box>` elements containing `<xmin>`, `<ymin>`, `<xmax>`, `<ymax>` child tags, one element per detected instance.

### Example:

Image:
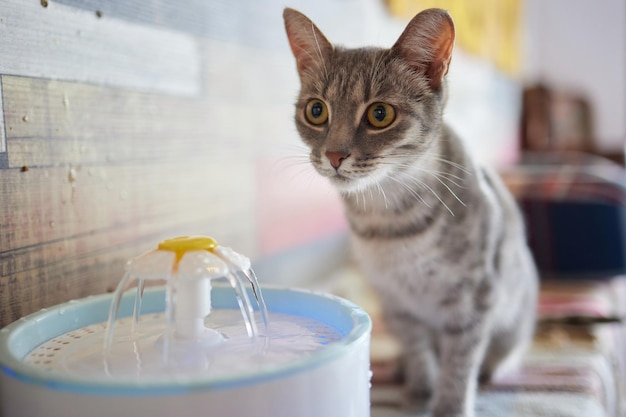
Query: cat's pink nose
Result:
<box><xmin>325</xmin><ymin>150</ymin><xmax>350</xmax><ymax>169</ymax></box>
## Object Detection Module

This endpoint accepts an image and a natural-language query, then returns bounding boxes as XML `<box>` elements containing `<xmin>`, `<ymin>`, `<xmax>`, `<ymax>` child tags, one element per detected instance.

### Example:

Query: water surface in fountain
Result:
<box><xmin>24</xmin><ymin>305</ymin><xmax>341</xmax><ymax>381</ymax></box>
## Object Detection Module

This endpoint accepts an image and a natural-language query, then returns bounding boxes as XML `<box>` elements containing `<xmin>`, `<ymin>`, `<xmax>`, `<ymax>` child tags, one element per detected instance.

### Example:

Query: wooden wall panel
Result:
<box><xmin>0</xmin><ymin>0</ymin><xmax>199</xmax><ymax>95</ymax></box>
<box><xmin>0</xmin><ymin>80</ymin><xmax>5</xmax><ymax>155</ymax></box>
<box><xmin>3</xmin><ymin>77</ymin><xmax>211</xmax><ymax>166</ymax></box>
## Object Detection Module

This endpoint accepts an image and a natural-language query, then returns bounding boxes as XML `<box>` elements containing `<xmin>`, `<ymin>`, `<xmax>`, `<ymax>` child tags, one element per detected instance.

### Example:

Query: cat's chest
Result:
<box><xmin>351</xmin><ymin>229</ymin><xmax>471</xmax><ymax>323</ymax></box>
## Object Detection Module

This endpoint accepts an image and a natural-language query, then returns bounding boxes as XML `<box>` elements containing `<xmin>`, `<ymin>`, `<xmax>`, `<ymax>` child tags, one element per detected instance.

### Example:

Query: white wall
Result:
<box><xmin>524</xmin><ymin>0</ymin><xmax>626</xmax><ymax>152</ymax></box>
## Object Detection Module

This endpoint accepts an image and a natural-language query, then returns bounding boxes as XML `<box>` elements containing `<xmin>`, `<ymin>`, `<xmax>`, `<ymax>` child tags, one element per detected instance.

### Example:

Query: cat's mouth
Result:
<box><xmin>332</xmin><ymin>174</ymin><xmax>352</xmax><ymax>184</ymax></box>
<box><xmin>328</xmin><ymin>171</ymin><xmax>375</xmax><ymax>193</ymax></box>
<box><xmin>315</xmin><ymin>161</ymin><xmax>380</xmax><ymax>191</ymax></box>
<box><xmin>326</xmin><ymin>171</ymin><xmax>355</xmax><ymax>189</ymax></box>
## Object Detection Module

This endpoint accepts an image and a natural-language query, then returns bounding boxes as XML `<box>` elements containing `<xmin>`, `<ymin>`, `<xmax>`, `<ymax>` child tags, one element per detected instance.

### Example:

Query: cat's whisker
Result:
<box><xmin>271</xmin><ymin>158</ymin><xmax>319</xmax><ymax>184</ymax></box>
<box><xmin>405</xmin><ymin>164</ymin><xmax>466</xmax><ymax>183</ymax></box>
<box><xmin>286</xmin><ymin>167</ymin><xmax>320</xmax><ymax>190</ymax></box>
<box><xmin>274</xmin><ymin>142</ymin><xmax>312</xmax><ymax>153</ymax></box>
<box><xmin>375</xmin><ymin>182</ymin><xmax>390</xmax><ymax>209</ymax></box>
<box><xmin>395</xmin><ymin>163</ymin><xmax>467</xmax><ymax>188</ymax></box>
<box><xmin>413</xmin><ymin>168</ymin><xmax>466</xmax><ymax>189</ymax></box>
<box><xmin>275</xmin><ymin>156</ymin><xmax>314</xmax><ymax>170</ymax></box>
<box><xmin>299</xmin><ymin>48</ymin><xmax>328</xmax><ymax>78</ymax></box>
<box><xmin>392</xmin><ymin>147</ymin><xmax>471</xmax><ymax>175</ymax></box>
<box><xmin>387</xmin><ymin>176</ymin><xmax>430</xmax><ymax>208</ymax></box>
<box><xmin>310</xmin><ymin>23</ymin><xmax>328</xmax><ymax>76</ymax></box>
<box><xmin>369</xmin><ymin>50</ymin><xmax>387</xmax><ymax>84</ymax></box>
<box><xmin>272</xmin><ymin>154</ymin><xmax>325</xmax><ymax>187</ymax></box>
<box><xmin>370</xmin><ymin>154</ymin><xmax>465</xmax><ymax>184</ymax></box>
<box><xmin>414</xmin><ymin>150</ymin><xmax>471</xmax><ymax>175</ymax></box>
<box><xmin>348</xmin><ymin>187</ymin><xmax>367</xmax><ymax>211</ymax></box>
<box><xmin>429</xmin><ymin>174</ymin><xmax>466</xmax><ymax>207</ymax></box>
<box><xmin>365</xmin><ymin>186</ymin><xmax>372</xmax><ymax>201</ymax></box>
<box><xmin>422</xmin><ymin>173</ymin><xmax>465</xmax><ymax>189</ymax></box>
<box><xmin>361</xmin><ymin>189</ymin><xmax>368</xmax><ymax>211</ymax></box>
<box><xmin>431</xmin><ymin>172</ymin><xmax>466</xmax><ymax>188</ymax></box>
<box><xmin>400</xmin><ymin>175</ymin><xmax>454</xmax><ymax>216</ymax></box>
<box><xmin>376</xmin><ymin>158</ymin><xmax>468</xmax><ymax>191</ymax></box>
<box><xmin>428</xmin><ymin>155</ymin><xmax>471</xmax><ymax>175</ymax></box>
<box><xmin>422</xmin><ymin>182</ymin><xmax>454</xmax><ymax>216</ymax></box>
<box><xmin>285</xmin><ymin>167</ymin><xmax>317</xmax><ymax>184</ymax></box>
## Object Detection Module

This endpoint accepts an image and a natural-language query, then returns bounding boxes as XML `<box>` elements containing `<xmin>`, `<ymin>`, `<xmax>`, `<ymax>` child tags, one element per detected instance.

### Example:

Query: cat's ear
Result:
<box><xmin>283</xmin><ymin>8</ymin><xmax>333</xmax><ymax>76</ymax></box>
<box><xmin>391</xmin><ymin>8</ymin><xmax>455</xmax><ymax>90</ymax></box>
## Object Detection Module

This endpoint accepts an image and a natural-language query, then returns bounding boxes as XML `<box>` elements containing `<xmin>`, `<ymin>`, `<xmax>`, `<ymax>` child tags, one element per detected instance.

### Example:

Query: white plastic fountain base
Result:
<box><xmin>0</xmin><ymin>237</ymin><xmax>372</xmax><ymax>417</ymax></box>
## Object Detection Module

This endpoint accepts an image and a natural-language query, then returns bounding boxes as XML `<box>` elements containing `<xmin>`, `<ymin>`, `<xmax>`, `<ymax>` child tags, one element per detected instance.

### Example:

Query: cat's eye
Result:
<box><xmin>366</xmin><ymin>103</ymin><xmax>395</xmax><ymax>129</ymax></box>
<box><xmin>304</xmin><ymin>99</ymin><xmax>329</xmax><ymax>125</ymax></box>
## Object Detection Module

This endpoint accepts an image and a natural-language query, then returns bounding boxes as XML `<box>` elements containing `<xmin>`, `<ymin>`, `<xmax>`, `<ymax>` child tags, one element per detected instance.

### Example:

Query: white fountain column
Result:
<box><xmin>167</xmin><ymin>247</ymin><xmax>228</xmax><ymax>346</ymax></box>
<box><xmin>173</xmin><ymin>276</ymin><xmax>212</xmax><ymax>340</ymax></box>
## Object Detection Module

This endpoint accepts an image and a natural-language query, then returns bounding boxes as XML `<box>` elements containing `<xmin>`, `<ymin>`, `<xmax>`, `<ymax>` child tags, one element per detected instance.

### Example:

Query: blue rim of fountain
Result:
<box><xmin>0</xmin><ymin>285</ymin><xmax>371</xmax><ymax>396</ymax></box>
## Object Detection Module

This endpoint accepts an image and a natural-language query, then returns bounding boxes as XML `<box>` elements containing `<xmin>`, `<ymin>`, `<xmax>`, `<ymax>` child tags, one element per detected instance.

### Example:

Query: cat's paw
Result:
<box><xmin>401</xmin><ymin>386</ymin><xmax>432</xmax><ymax>413</ymax></box>
<box><xmin>430</xmin><ymin>402</ymin><xmax>472</xmax><ymax>417</ymax></box>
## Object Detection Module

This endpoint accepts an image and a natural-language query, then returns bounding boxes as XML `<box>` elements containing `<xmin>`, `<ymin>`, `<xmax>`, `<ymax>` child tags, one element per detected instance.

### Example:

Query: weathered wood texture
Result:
<box><xmin>0</xmin><ymin>70</ymin><xmax>258</xmax><ymax>325</ymax></box>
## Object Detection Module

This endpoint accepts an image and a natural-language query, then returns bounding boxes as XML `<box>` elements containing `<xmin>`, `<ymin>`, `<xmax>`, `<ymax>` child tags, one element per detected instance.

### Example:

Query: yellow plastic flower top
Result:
<box><xmin>158</xmin><ymin>236</ymin><xmax>218</xmax><ymax>262</ymax></box>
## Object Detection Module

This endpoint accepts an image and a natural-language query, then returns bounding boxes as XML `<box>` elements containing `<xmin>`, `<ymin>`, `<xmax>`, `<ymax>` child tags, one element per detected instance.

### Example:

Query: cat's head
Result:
<box><xmin>283</xmin><ymin>8</ymin><xmax>455</xmax><ymax>194</ymax></box>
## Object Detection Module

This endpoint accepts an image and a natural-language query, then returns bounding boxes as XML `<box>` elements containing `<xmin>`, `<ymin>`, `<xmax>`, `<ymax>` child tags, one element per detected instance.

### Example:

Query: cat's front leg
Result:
<box><xmin>385</xmin><ymin>312</ymin><xmax>438</xmax><ymax>410</ymax></box>
<box><xmin>404</xmin><ymin>327</ymin><xmax>438</xmax><ymax>410</ymax></box>
<box><xmin>430</xmin><ymin>313</ymin><xmax>489</xmax><ymax>417</ymax></box>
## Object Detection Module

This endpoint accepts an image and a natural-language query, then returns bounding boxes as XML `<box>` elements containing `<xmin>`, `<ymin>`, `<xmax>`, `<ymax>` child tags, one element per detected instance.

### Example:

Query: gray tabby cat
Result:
<box><xmin>283</xmin><ymin>7</ymin><xmax>538</xmax><ymax>417</ymax></box>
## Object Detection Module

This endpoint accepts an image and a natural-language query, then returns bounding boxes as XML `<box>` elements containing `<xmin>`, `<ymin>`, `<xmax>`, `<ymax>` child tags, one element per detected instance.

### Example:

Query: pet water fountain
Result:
<box><xmin>0</xmin><ymin>236</ymin><xmax>371</xmax><ymax>417</ymax></box>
